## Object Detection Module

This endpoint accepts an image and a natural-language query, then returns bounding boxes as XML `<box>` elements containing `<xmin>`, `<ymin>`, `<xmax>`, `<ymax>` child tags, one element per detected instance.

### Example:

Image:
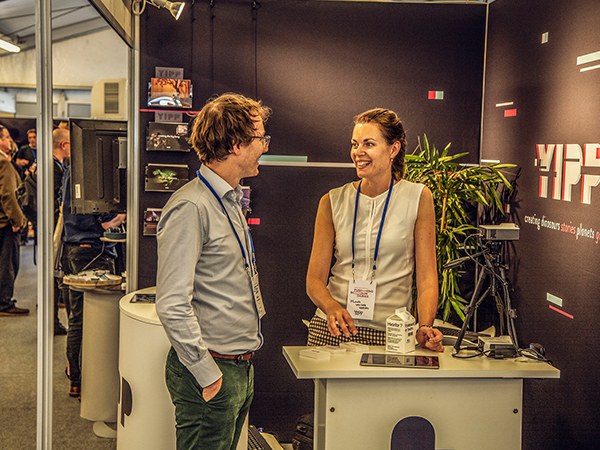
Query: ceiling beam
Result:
<box><xmin>0</xmin><ymin>16</ymin><xmax>109</xmax><ymax>55</ymax></box>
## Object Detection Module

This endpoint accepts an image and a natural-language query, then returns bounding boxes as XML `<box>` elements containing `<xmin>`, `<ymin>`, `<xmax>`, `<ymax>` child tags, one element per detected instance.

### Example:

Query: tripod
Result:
<box><xmin>453</xmin><ymin>239</ymin><xmax>519</xmax><ymax>354</ymax></box>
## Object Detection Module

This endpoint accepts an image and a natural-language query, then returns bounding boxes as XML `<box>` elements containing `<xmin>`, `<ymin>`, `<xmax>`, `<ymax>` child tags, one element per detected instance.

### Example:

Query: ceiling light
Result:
<box><xmin>148</xmin><ymin>0</ymin><xmax>186</xmax><ymax>20</ymax></box>
<box><xmin>0</xmin><ymin>37</ymin><xmax>21</xmax><ymax>53</ymax></box>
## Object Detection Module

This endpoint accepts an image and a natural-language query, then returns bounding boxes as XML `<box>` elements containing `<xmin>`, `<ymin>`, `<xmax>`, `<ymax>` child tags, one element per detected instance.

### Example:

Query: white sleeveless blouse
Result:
<box><xmin>316</xmin><ymin>179</ymin><xmax>425</xmax><ymax>330</ymax></box>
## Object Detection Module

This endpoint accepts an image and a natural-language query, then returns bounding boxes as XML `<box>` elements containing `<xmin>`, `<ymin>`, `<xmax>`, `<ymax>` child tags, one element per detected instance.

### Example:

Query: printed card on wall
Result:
<box><xmin>145</xmin><ymin>164</ymin><xmax>189</xmax><ymax>192</ymax></box>
<box><xmin>241</xmin><ymin>185</ymin><xmax>251</xmax><ymax>215</ymax></box>
<box><xmin>143</xmin><ymin>208</ymin><xmax>163</xmax><ymax>236</ymax></box>
<box><xmin>146</xmin><ymin>122</ymin><xmax>190</xmax><ymax>151</ymax></box>
<box><xmin>148</xmin><ymin>78</ymin><xmax>192</xmax><ymax>108</ymax></box>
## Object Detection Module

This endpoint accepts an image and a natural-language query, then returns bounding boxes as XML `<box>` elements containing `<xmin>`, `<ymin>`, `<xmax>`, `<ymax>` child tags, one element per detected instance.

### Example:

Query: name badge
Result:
<box><xmin>347</xmin><ymin>279</ymin><xmax>375</xmax><ymax>320</ymax></box>
<box><xmin>251</xmin><ymin>272</ymin><xmax>266</xmax><ymax>318</ymax></box>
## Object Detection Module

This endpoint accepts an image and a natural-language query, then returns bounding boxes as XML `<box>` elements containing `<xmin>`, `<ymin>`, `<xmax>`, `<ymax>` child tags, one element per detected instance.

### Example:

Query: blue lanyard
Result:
<box><xmin>197</xmin><ymin>170</ymin><xmax>255</xmax><ymax>272</ymax></box>
<box><xmin>351</xmin><ymin>176</ymin><xmax>395</xmax><ymax>280</ymax></box>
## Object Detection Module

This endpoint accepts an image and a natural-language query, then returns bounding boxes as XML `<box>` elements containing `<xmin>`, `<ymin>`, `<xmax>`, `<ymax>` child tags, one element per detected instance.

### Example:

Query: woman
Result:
<box><xmin>306</xmin><ymin>108</ymin><xmax>444</xmax><ymax>352</ymax></box>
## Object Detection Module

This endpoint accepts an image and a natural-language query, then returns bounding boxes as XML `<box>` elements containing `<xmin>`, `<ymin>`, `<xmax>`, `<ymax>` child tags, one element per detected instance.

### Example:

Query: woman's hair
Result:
<box><xmin>353</xmin><ymin>108</ymin><xmax>407</xmax><ymax>179</ymax></box>
<box><xmin>189</xmin><ymin>93</ymin><xmax>271</xmax><ymax>164</ymax></box>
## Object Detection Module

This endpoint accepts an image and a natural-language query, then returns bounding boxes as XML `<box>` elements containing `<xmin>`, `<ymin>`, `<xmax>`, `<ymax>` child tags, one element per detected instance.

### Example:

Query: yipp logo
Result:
<box><xmin>535</xmin><ymin>143</ymin><xmax>600</xmax><ymax>204</ymax></box>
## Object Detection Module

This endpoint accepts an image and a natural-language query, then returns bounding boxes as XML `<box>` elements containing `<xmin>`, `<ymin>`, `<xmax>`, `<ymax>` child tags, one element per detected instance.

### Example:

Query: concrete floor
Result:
<box><xmin>0</xmin><ymin>243</ymin><xmax>116</xmax><ymax>449</ymax></box>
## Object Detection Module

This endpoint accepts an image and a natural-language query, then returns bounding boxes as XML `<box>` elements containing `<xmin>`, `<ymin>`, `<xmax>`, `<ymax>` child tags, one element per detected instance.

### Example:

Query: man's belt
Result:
<box><xmin>65</xmin><ymin>242</ymin><xmax>93</xmax><ymax>248</ymax></box>
<box><xmin>209</xmin><ymin>350</ymin><xmax>254</xmax><ymax>361</ymax></box>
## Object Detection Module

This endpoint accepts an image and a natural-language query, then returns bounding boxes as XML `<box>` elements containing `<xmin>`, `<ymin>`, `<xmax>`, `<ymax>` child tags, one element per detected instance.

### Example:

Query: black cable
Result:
<box><xmin>517</xmin><ymin>348</ymin><xmax>553</xmax><ymax>365</ymax></box>
<box><xmin>189</xmin><ymin>0</ymin><xmax>196</xmax><ymax>78</ymax></box>
<box><xmin>452</xmin><ymin>348</ymin><xmax>488</xmax><ymax>359</ymax></box>
<box><xmin>209</xmin><ymin>0</ymin><xmax>215</xmax><ymax>95</ymax></box>
<box><xmin>453</xmin><ymin>342</ymin><xmax>554</xmax><ymax>365</ymax></box>
<box><xmin>251</xmin><ymin>1</ymin><xmax>260</xmax><ymax>99</ymax></box>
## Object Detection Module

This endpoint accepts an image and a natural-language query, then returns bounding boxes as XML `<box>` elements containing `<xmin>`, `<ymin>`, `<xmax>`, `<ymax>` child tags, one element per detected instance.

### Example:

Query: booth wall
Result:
<box><xmin>138</xmin><ymin>0</ymin><xmax>485</xmax><ymax>440</ymax></box>
<box><xmin>482</xmin><ymin>0</ymin><xmax>600</xmax><ymax>448</ymax></box>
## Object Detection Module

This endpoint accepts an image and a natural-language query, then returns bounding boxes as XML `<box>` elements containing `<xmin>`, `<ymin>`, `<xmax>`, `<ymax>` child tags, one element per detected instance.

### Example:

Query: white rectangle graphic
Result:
<box><xmin>546</xmin><ymin>292</ymin><xmax>563</xmax><ymax>307</ymax></box>
<box><xmin>580</xmin><ymin>64</ymin><xmax>600</xmax><ymax>73</ymax></box>
<box><xmin>576</xmin><ymin>51</ymin><xmax>600</xmax><ymax>66</ymax></box>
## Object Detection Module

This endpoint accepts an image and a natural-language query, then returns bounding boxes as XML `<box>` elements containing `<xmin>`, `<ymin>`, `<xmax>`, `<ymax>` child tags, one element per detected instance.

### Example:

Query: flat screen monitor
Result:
<box><xmin>69</xmin><ymin>119</ymin><xmax>127</xmax><ymax>214</ymax></box>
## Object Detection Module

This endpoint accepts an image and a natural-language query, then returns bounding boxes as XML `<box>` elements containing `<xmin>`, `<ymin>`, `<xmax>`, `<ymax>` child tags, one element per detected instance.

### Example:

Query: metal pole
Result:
<box><xmin>126</xmin><ymin>13</ymin><xmax>140</xmax><ymax>293</ymax></box>
<box><xmin>35</xmin><ymin>0</ymin><xmax>54</xmax><ymax>448</ymax></box>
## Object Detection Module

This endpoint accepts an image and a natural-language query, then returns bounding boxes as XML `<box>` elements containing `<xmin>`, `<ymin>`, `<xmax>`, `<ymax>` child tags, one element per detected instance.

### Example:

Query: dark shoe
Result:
<box><xmin>69</xmin><ymin>385</ymin><xmax>81</xmax><ymax>398</ymax></box>
<box><xmin>0</xmin><ymin>301</ymin><xmax>30</xmax><ymax>316</ymax></box>
<box><xmin>54</xmin><ymin>323</ymin><xmax>68</xmax><ymax>336</ymax></box>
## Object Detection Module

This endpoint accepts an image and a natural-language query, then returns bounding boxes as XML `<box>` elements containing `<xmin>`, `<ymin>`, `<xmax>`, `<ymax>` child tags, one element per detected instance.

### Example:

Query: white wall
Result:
<box><xmin>0</xmin><ymin>28</ymin><xmax>128</xmax><ymax>88</ymax></box>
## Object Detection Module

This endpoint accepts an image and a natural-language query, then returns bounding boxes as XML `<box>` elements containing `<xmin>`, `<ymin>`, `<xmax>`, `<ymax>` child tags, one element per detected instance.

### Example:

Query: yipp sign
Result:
<box><xmin>535</xmin><ymin>143</ymin><xmax>600</xmax><ymax>204</ymax></box>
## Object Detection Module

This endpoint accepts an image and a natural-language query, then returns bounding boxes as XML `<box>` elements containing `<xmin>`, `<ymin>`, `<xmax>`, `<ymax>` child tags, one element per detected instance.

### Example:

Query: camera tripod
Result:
<box><xmin>453</xmin><ymin>239</ymin><xmax>519</xmax><ymax>354</ymax></box>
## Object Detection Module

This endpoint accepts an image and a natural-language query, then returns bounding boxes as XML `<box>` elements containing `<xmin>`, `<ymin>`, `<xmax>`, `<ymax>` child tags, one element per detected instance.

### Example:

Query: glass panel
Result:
<box><xmin>0</xmin><ymin>1</ymin><xmax>127</xmax><ymax>448</ymax></box>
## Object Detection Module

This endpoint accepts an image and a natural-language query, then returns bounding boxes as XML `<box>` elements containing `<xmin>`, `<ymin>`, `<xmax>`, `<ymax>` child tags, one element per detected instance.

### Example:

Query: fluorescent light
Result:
<box><xmin>0</xmin><ymin>38</ymin><xmax>21</xmax><ymax>53</ymax></box>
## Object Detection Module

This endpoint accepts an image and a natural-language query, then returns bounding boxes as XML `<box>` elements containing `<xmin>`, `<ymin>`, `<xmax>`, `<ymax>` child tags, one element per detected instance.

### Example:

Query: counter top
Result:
<box><xmin>119</xmin><ymin>287</ymin><xmax>160</xmax><ymax>325</ymax></box>
<box><xmin>282</xmin><ymin>345</ymin><xmax>560</xmax><ymax>380</ymax></box>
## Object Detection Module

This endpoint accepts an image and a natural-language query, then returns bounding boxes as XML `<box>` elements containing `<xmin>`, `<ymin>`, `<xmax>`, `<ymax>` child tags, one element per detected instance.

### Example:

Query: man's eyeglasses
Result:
<box><xmin>250</xmin><ymin>135</ymin><xmax>271</xmax><ymax>147</ymax></box>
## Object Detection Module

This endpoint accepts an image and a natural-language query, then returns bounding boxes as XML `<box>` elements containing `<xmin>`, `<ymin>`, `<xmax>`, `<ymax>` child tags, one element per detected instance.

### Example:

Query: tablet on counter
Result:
<box><xmin>360</xmin><ymin>353</ymin><xmax>440</xmax><ymax>369</ymax></box>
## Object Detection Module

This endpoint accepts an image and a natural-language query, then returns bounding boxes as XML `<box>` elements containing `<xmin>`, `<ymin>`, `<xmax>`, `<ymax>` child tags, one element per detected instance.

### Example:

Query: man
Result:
<box><xmin>156</xmin><ymin>93</ymin><xmax>271</xmax><ymax>450</ymax></box>
<box><xmin>14</xmin><ymin>128</ymin><xmax>37</xmax><ymax>174</ymax></box>
<box><xmin>0</xmin><ymin>125</ymin><xmax>28</xmax><ymax>316</ymax></box>
<box><xmin>61</xmin><ymin>161</ymin><xmax>125</xmax><ymax>397</ymax></box>
<box><xmin>50</xmin><ymin>128</ymin><xmax>69</xmax><ymax>228</ymax></box>
<box><xmin>50</xmin><ymin>128</ymin><xmax>70</xmax><ymax>335</ymax></box>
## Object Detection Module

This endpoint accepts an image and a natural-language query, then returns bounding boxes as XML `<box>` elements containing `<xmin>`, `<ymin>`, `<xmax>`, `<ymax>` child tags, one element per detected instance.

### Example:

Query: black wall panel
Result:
<box><xmin>482</xmin><ymin>1</ymin><xmax>600</xmax><ymax>448</ymax></box>
<box><xmin>246</xmin><ymin>166</ymin><xmax>357</xmax><ymax>435</ymax></box>
<box><xmin>256</xmin><ymin>1</ymin><xmax>486</xmax><ymax>161</ymax></box>
<box><xmin>138</xmin><ymin>0</ymin><xmax>486</xmax><ymax>440</ymax></box>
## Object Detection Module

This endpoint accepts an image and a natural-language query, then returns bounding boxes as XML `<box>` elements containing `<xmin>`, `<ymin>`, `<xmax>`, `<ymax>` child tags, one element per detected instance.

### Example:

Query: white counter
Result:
<box><xmin>283</xmin><ymin>345</ymin><xmax>559</xmax><ymax>450</ymax></box>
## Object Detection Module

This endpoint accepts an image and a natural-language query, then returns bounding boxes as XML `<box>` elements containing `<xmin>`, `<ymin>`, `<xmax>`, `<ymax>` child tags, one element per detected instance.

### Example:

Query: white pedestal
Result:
<box><xmin>80</xmin><ymin>287</ymin><xmax>122</xmax><ymax>436</ymax></box>
<box><xmin>117</xmin><ymin>288</ymin><xmax>176</xmax><ymax>450</ymax></box>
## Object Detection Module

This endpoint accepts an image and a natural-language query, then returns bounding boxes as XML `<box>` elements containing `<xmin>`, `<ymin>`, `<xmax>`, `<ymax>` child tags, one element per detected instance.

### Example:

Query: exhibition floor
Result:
<box><xmin>0</xmin><ymin>243</ymin><xmax>116</xmax><ymax>449</ymax></box>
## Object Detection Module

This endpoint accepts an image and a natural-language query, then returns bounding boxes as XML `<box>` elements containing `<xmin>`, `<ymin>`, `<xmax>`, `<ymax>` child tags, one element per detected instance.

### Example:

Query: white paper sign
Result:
<box><xmin>347</xmin><ymin>279</ymin><xmax>375</xmax><ymax>320</ymax></box>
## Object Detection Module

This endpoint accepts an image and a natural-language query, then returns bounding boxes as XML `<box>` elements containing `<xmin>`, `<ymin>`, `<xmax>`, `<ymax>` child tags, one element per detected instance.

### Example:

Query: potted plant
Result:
<box><xmin>405</xmin><ymin>135</ymin><xmax>516</xmax><ymax>323</ymax></box>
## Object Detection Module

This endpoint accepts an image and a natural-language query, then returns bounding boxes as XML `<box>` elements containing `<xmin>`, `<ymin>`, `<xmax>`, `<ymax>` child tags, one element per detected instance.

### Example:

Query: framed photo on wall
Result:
<box><xmin>147</xmin><ymin>78</ymin><xmax>192</xmax><ymax>108</ymax></box>
<box><xmin>144</xmin><ymin>163</ymin><xmax>189</xmax><ymax>192</ymax></box>
<box><xmin>146</xmin><ymin>122</ymin><xmax>190</xmax><ymax>152</ymax></box>
<box><xmin>143</xmin><ymin>208</ymin><xmax>163</xmax><ymax>236</ymax></box>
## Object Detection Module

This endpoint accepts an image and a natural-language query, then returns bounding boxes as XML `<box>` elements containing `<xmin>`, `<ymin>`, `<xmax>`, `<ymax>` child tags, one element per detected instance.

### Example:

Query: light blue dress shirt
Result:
<box><xmin>156</xmin><ymin>164</ymin><xmax>263</xmax><ymax>388</ymax></box>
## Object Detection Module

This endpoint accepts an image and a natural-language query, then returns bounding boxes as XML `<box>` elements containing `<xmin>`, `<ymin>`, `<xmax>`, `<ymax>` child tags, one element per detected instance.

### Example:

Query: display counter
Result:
<box><xmin>283</xmin><ymin>345</ymin><xmax>560</xmax><ymax>450</ymax></box>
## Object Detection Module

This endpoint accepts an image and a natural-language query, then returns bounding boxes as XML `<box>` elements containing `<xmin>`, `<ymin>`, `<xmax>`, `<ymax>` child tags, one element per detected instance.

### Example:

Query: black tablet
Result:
<box><xmin>360</xmin><ymin>353</ymin><xmax>440</xmax><ymax>369</ymax></box>
<box><xmin>130</xmin><ymin>293</ymin><xmax>156</xmax><ymax>303</ymax></box>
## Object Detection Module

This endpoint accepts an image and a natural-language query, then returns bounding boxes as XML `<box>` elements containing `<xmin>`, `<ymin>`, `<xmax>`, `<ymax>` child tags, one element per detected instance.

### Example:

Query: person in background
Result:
<box><xmin>12</xmin><ymin>129</ymin><xmax>36</xmax><ymax>244</ymax></box>
<box><xmin>156</xmin><ymin>93</ymin><xmax>271</xmax><ymax>450</ymax></box>
<box><xmin>0</xmin><ymin>125</ymin><xmax>29</xmax><ymax>316</ymax></box>
<box><xmin>50</xmin><ymin>128</ymin><xmax>70</xmax><ymax>335</ymax></box>
<box><xmin>6</xmin><ymin>132</ymin><xmax>25</xmax><ymax>181</ymax></box>
<box><xmin>14</xmin><ymin>128</ymin><xmax>37</xmax><ymax>174</ymax></box>
<box><xmin>60</xmin><ymin>163</ymin><xmax>125</xmax><ymax>398</ymax></box>
<box><xmin>305</xmin><ymin>108</ymin><xmax>444</xmax><ymax>352</ymax></box>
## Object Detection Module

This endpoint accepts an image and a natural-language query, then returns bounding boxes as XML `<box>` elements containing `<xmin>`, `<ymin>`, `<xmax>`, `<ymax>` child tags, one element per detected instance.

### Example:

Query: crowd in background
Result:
<box><xmin>0</xmin><ymin>120</ymin><xmax>124</xmax><ymax>400</ymax></box>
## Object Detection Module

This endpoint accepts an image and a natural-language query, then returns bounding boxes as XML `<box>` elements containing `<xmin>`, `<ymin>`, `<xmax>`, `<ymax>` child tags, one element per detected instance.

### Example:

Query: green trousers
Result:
<box><xmin>165</xmin><ymin>347</ymin><xmax>254</xmax><ymax>450</ymax></box>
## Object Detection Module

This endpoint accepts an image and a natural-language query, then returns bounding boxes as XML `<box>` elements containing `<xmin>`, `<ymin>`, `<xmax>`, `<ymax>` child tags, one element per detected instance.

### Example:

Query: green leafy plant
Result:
<box><xmin>405</xmin><ymin>135</ymin><xmax>516</xmax><ymax>322</ymax></box>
